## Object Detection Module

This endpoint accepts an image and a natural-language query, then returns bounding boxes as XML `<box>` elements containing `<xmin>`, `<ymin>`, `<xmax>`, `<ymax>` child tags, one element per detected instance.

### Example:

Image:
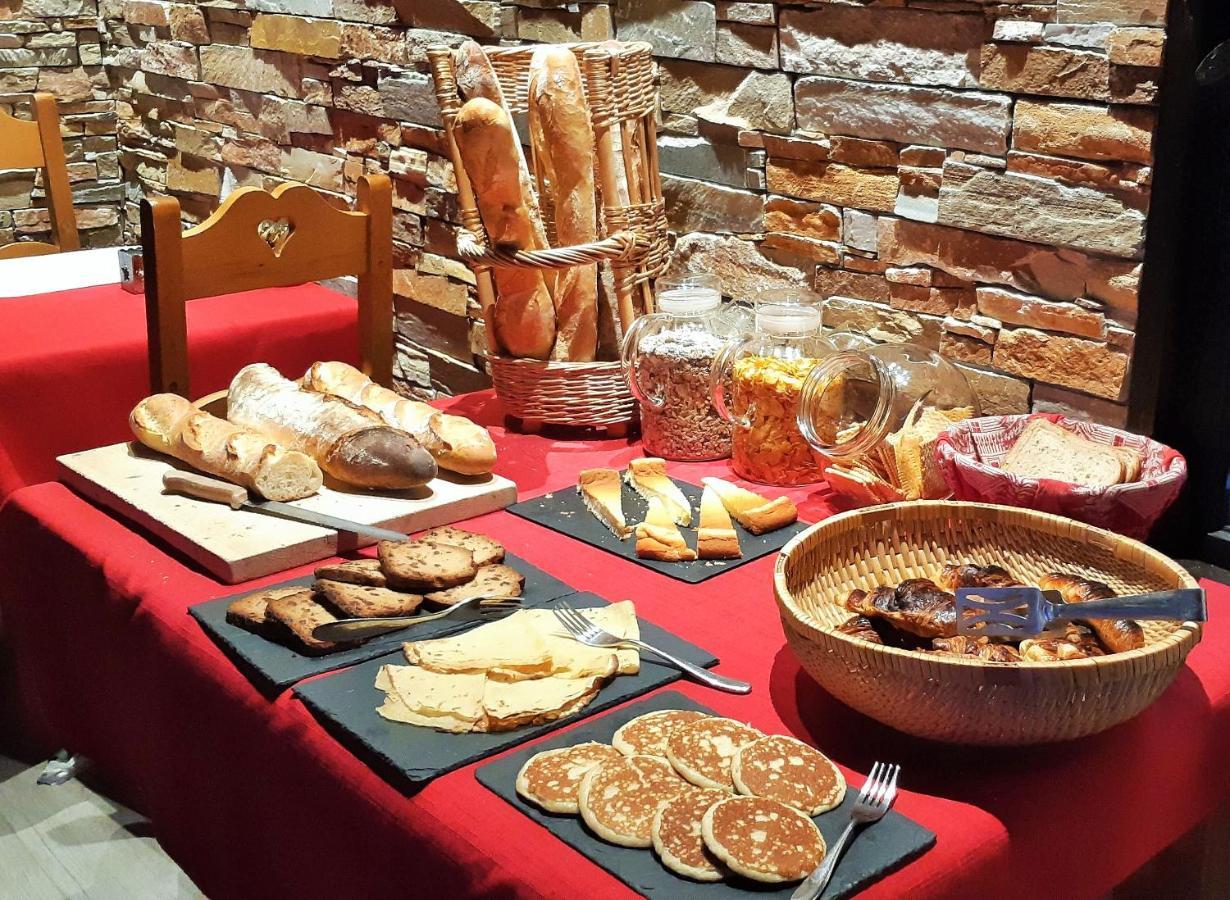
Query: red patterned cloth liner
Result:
<box><xmin>935</xmin><ymin>413</ymin><xmax>1186</xmax><ymax>539</ymax></box>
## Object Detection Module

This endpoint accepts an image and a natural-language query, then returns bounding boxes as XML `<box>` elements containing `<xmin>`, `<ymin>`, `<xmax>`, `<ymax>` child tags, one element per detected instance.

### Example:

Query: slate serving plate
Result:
<box><xmin>293</xmin><ymin>593</ymin><xmax>719</xmax><ymax>789</ymax></box>
<box><xmin>507</xmin><ymin>478</ymin><xmax>807</xmax><ymax>583</ymax></box>
<box><xmin>188</xmin><ymin>552</ymin><xmax>573</xmax><ymax>692</ymax></box>
<box><xmin>477</xmin><ymin>691</ymin><xmax>936</xmax><ymax>899</ymax></box>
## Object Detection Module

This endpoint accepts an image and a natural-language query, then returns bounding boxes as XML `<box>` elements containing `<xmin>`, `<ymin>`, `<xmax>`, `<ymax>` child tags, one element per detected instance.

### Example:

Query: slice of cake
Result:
<box><xmin>701</xmin><ymin>477</ymin><xmax>798</xmax><ymax>535</ymax></box>
<box><xmin>624</xmin><ymin>457</ymin><xmax>692</xmax><ymax>526</ymax></box>
<box><xmin>636</xmin><ymin>497</ymin><xmax>697</xmax><ymax>562</ymax></box>
<box><xmin>578</xmin><ymin>468</ymin><xmax>631</xmax><ymax>539</ymax></box>
<box><xmin>696</xmin><ymin>485</ymin><xmax>741</xmax><ymax>560</ymax></box>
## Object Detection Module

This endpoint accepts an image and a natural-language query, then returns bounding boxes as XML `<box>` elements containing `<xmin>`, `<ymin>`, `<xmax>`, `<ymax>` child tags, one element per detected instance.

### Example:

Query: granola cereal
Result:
<box><xmin>634</xmin><ymin>329</ymin><xmax>731</xmax><ymax>461</ymax></box>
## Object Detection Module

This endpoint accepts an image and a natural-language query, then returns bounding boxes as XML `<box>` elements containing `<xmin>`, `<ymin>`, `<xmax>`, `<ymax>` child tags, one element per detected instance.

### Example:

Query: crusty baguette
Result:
<box><xmin>227</xmin><ymin>363</ymin><xmax>437</xmax><ymax>490</ymax></box>
<box><xmin>528</xmin><ymin>46</ymin><xmax>598</xmax><ymax>362</ymax></box>
<box><xmin>303</xmin><ymin>361</ymin><xmax>496</xmax><ymax>476</ymax></box>
<box><xmin>454</xmin><ymin>97</ymin><xmax>556</xmax><ymax>359</ymax></box>
<box><xmin>130</xmin><ymin>394</ymin><xmax>323</xmax><ymax>501</ymax></box>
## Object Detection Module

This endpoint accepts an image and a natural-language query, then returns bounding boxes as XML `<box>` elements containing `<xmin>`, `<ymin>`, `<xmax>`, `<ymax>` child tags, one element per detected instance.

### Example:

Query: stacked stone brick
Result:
<box><xmin>2</xmin><ymin>0</ymin><xmax>1167</xmax><ymax>420</ymax></box>
<box><xmin>1</xmin><ymin>0</ymin><xmax>123</xmax><ymax>249</ymax></box>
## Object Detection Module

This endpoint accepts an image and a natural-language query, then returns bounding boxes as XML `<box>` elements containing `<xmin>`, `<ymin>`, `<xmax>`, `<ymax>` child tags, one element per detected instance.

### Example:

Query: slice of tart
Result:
<box><xmin>700</xmin><ymin>476</ymin><xmax>798</xmax><ymax>535</ymax></box>
<box><xmin>696</xmin><ymin>484</ymin><xmax>742</xmax><ymax>559</ymax></box>
<box><xmin>578</xmin><ymin>468</ymin><xmax>631</xmax><ymax>539</ymax></box>
<box><xmin>636</xmin><ymin>497</ymin><xmax>697</xmax><ymax>562</ymax></box>
<box><xmin>624</xmin><ymin>457</ymin><xmax>692</xmax><ymax>526</ymax></box>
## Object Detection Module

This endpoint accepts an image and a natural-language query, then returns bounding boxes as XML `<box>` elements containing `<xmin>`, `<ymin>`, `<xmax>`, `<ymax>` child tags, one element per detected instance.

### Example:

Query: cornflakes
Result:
<box><xmin>729</xmin><ymin>356</ymin><xmax>833</xmax><ymax>486</ymax></box>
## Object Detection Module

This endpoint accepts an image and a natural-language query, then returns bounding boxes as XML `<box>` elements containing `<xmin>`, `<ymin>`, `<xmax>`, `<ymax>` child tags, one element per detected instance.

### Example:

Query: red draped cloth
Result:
<box><xmin>1</xmin><ymin>390</ymin><xmax>1228</xmax><ymax>898</ymax></box>
<box><xmin>0</xmin><ymin>282</ymin><xmax>358</xmax><ymax>505</ymax></box>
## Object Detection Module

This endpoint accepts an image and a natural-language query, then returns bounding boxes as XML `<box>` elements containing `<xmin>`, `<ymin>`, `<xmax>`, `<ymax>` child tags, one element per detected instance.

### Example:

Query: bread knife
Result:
<box><xmin>161</xmin><ymin>471</ymin><xmax>408</xmax><ymax>542</ymax></box>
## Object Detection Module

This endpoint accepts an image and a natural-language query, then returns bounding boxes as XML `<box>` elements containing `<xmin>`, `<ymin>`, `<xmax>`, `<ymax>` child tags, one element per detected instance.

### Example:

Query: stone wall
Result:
<box><xmin>1</xmin><ymin>0</ymin><xmax>123</xmax><ymax>249</ymax></box>
<box><xmin>9</xmin><ymin>0</ymin><xmax>1168</xmax><ymax>420</ymax></box>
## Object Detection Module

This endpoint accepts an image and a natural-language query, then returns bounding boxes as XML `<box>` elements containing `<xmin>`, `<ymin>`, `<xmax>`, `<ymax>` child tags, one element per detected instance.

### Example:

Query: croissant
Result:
<box><xmin>1038</xmin><ymin>573</ymin><xmax>1144</xmax><ymax>654</ymax></box>
<box><xmin>937</xmin><ymin>563</ymin><xmax>1022</xmax><ymax>592</ymax></box>
<box><xmin>846</xmin><ymin>579</ymin><xmax>957</xmax><ymax>639</ymax></box>
<box><xmin>835</xmin><ymin>614</ymin><xmax>883</xmax><ymax>645</ymax></box>
<box><xmin>932</xmin><ymin>635</ymin><xmax>1021</xmax><ymax>663</ymax></box>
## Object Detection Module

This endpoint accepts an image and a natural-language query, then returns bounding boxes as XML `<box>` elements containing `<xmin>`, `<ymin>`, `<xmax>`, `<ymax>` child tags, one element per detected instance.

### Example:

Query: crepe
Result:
<box><xmin>375</xmin><ymin>664</ymin><xmax>486</xmax><ymax>733</ymax></box>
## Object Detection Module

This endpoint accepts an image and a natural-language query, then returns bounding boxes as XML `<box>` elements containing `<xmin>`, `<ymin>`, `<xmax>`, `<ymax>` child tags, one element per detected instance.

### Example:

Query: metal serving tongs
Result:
<box><xmin>955</xmin><ymin>586</ymin><xmax>1207</xmax><ymax>640</ymax></box>
<box><xmin>312</xmin><ymin>595</ymin><xmax>522</xmax><ymax>643</ymax></box>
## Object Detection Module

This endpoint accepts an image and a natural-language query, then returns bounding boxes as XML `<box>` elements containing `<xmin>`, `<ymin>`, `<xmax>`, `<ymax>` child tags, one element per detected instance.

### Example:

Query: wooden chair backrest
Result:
<box><xmin>0</xmin><ymin>93</ymin><xmax>79</xmax><ymax>260</ymax></box>
<box><xmin>140</xmin><ymin>175</ymin><xmax>393</xmax><ymax>397</ymax></box>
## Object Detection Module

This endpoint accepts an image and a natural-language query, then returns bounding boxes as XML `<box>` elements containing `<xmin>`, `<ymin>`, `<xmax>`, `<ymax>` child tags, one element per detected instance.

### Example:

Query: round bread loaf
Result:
<box><xmin>612</xmin><ymin>709</ymin><xmax>709</xmax><ymax>758</ymax></box>
<box><xmin>578</xmin><ymin>755</ymin><xmax>687</xmax><ymax>848</ymax></box>
<box><xmin>515</xmin><ymin>742</ymin><xmax>623</xmax><ymax>814</ymax></box>
<box><xmin>651</xmin><ymin>787</ymin><xmax>728</xmax><ymax>882</ymax></box>
<box><xmin>665</xmin><ymin>717</ymin><xmax>762</xmax><ymax>792</ymax></box>
<box><xmin>701</xmin><ymin>796</ymin><xmax>825</xmax><ymax>884</ymax></box>
<box><xmin>732</xmin><ymin>735</ymin><xmax>846</xmax><ymax>816</ymax></box>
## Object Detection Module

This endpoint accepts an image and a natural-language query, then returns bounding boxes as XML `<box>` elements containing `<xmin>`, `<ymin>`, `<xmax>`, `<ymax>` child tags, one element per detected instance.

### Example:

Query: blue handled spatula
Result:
<box><xmin>955</xmin><ymin>586</ymin><xmax>1207</xmax><ymax>639</ymax></box>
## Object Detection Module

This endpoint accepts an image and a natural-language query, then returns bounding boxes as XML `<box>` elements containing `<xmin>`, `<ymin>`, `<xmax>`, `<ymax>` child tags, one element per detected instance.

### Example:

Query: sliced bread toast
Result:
<box><xmin>1001</xmin><ymin>419</ymin><xmax>1125</xmax><ymax>487</ymax></box>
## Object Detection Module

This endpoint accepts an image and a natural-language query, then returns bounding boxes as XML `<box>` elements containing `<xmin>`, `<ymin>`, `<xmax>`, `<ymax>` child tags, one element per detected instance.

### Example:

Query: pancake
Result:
<box><xmin>732</xmin><ymin>735</ymin><xmax>847</xmax><ymax>815</ymax></box>
<box><xmin>515</xmin><ymin>742</ymin><xmax>623</xmax><ymax>814</ymax></box>
<box><xmin>651</xmin><ymin>787</ymin><xmax>728</xmax><ymax>882</ymax></box>
<box><xmin>701</xmin><ymin>795</ymin><xmax>826</xmax><ymax>884</ymax></box>
<box><xmin>612</xmin><ymin>709</ymin><xmax>709</xmax><ymax>758</ymax></box>
<box><xmin>665</xmin><ymin>717</ymin><xmax>762</xmax><ymax>792</ymax></box>
<box><xmin>578</xmin><ymin>755</ymin><xmax>688</xmax><ymax>848</ymax></box>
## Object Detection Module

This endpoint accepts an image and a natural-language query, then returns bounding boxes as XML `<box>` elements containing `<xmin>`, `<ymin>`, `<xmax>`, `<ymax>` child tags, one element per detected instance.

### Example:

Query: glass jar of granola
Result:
<box><xmin>621</xmin><ymin>275</ymin><xmax>736</xmax><ymax>461</ymax></box>
<box><xmin>709</xmin><ymin>290</ymin><xmax>836</xmax><ymax>486</ymax></box>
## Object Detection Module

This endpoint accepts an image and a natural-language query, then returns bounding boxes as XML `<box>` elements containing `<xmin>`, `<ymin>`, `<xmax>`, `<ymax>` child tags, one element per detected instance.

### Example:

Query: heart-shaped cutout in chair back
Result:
<box><xmin>257</xmin><ymin>217</ymin><xmax>294</xmax><ymax>256</ymax></box>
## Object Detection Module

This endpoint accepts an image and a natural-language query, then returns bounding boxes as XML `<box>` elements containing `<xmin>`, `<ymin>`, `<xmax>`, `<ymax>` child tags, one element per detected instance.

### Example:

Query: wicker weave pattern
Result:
<box><xmin>773</xmin><ymin>501</ymin><xmax>1201</xmax><ymax>745</ymax></box>
<box><xmin>489</xmin><ymin>356</ymin><xmax>639</xmax><ymax>427</ymax></box>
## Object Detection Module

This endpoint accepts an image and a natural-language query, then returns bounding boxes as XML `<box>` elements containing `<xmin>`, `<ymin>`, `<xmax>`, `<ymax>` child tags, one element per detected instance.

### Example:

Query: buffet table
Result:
<box><xmin>2</xmin><ymin>390</ymin><xmax>1228</xmax><ymax>899</ymax></box>
<box><xmin>0</xmin><ymin>280</ymin><xmax>358</xmax><ymax>505</ymax></box>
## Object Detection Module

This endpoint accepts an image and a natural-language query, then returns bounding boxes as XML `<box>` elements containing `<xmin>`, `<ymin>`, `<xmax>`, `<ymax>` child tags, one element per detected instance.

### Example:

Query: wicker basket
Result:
<box><xmin>428</xmin><ymin>42</ymin><xmax>667</xmax><ymax>430</ymax></box>
<box><xmin>773</xmin><ymin>501</ymin><xmax>1202</xmax><ymax>746</ymax></box>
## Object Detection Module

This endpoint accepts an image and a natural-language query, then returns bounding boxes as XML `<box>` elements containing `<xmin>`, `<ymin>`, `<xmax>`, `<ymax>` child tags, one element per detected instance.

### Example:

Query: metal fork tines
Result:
<box><xmin>551</xmin><ymin>603</ymin><xmax>752</xmax><ymax>694</ymax></box>
<box><xmin>312</xmin><ymin>595</ymin><xmax>522</xmax><ymax>643</ymax></box>
<box><xmin>792</xmin><ymin>762</ymin><xmax>901</xmax><ymax>900</ymax></box>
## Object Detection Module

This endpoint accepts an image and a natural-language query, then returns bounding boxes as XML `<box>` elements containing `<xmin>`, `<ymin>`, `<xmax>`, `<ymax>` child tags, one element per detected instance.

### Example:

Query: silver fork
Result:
<box><xmin>312</xmin><ymin>596</ymin><xmax>522</xmax><ymax>643</ymax></box>
<box><xmin>552</xmin><ymin>604</ymin><xmax>751</xmax><ymax>694</ymax></box>
<box><xmin>792</xmin><ymin>762</ymin><xmax>901</xmax><ymax>900</ymax></box>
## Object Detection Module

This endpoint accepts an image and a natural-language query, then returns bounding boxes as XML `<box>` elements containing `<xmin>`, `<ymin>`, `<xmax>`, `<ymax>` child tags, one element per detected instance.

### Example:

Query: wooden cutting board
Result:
<box><xmin>58</xmin><ymin>442</ymin><xmax>518</xmax><ymax>584</ymax></box>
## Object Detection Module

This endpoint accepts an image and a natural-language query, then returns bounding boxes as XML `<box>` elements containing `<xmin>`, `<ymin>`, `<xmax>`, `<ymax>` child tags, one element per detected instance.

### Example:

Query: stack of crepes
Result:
<box><xmin>823</xmin><ymin>404</ymin><xmax>975</xmax><ymax>506</ymax></box>
<box><xmin>376</xmin><ymin>602</ymin><xmax>639</xmax><ymax>733</ymax></box>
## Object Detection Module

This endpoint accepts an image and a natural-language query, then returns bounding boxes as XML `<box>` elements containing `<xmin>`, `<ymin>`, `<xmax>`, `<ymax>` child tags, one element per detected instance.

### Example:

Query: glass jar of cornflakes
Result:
<box><xmin>709</xmin><ymin>291</ymin><xmax>836</xmax><ymax>486</ymax></box>
<box><xmin>620</xmin><ymin>275</ymin><xmax>736</xmax><ymax>461</ymax></box>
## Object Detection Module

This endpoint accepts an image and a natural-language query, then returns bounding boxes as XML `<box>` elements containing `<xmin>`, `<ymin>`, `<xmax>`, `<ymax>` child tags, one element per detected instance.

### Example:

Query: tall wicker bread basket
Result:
<box><xmin>774</xmin><ymin>501</ymin><xmax>1202</xmax><ymax>745</ymax></box>
<box><xmin>428</xmin><ymin>42</ymin><xmax>668</xmax><ymax>431</ymax></box>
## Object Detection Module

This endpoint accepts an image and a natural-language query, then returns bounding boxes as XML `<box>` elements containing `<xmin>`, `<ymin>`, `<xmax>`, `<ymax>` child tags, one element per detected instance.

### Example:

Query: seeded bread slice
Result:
<box><xmin>419</xmin><ymin>526</ymin><xmax>505</xmax><ymax>567</ymax></box>
<box><xmin>313</xmin><ymin>580</ymin><xmax>424</xmax><ymax>618</ymax></box>
<box><xmin>225</xmin><ymin>586</ymin><xmax>305</xmax><ymax>637</ymax></box>
<box><xmin>424</xmin><ymin>564</ymin><xmax>526</xmax><ymax>605</ymax></box>
<box><xmin>378</xmin><ymin>540</ymin><xmax>477</xmax><ymax>592</ymax></box>
<box><xmin>1001</xmin><ymin>419</ymin><xmax>1124</xmax><ymax>487</ymax></box>
<box><xmin>264</xmin><ymin>590</ymin><xmax>350</xmax><ymax>656</ymax></box>
<box><xmin>314</xmin><ymin>558</ymin><xmax>387</xmax><ymax>587</ymax></box>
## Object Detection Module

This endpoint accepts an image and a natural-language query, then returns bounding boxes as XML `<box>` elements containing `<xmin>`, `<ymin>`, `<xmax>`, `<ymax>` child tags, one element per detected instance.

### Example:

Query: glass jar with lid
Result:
<box><xmin>621</xmin><ymin>274</ymin><xmax>736</xmax><ymax>461</ymax></box>
<box><xmin>796</xmin><ymin>342</ymin><xmax>980</xmax><ymax>498</ymax></box>
<box><xmin>709</xmin><ymin>290</ymin><xmax>836</xmax><ymax>486</ymax></box>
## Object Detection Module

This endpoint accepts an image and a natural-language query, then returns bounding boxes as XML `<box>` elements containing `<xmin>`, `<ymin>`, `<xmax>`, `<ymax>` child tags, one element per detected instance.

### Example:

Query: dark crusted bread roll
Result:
<box><xmin>1037</xmin><ymin>573</ymin><xmax>1144</xmax><ymax>654</ymax></box>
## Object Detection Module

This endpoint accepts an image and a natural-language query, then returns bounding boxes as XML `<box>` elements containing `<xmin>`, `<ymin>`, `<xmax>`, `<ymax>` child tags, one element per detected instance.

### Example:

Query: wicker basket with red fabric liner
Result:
<box><xmin>935</xmin><ymin>413</ymin><xmax>1186</xmax><ymax>539</ymax></box>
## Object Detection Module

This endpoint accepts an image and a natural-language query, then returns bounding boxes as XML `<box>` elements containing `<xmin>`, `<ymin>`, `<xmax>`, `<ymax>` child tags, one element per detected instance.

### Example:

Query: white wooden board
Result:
<box><xmin>58</xmin><ymin>442</ymin><xmax>518</xmax><ymax>584</ymax></box>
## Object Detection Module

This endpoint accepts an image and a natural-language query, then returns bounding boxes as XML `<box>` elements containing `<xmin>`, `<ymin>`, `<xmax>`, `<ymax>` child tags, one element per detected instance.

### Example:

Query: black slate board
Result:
<box><xmin>477</xmin><ymin>691</ymin><xmax>936</xmax><ymax>899</ymax></box>
<box><xmin>507</xmin><ymin>478</ymin><xmax>807</xmax><ymax>583</ymax></box>
<box><xmin>293</xmin><ymin>593</ymin><xmax>719</xmax><ymax>789</ymax></box>
<box><xmin>188</xmin><ymin>552</ymin><xmax>573</xmax><ymax>692</ymax></box>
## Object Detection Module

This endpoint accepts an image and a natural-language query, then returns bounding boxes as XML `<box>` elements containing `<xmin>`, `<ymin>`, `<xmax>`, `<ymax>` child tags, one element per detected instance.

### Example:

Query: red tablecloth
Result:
<box><xmin>2</xmin><ymin>391</ymin><xmax>1228</xmax><ymax>899</ymax></box>
<box><xmin>0</xmin><ymin>282</ymin><xmax>358</xmax><ymax>505</ymax></box>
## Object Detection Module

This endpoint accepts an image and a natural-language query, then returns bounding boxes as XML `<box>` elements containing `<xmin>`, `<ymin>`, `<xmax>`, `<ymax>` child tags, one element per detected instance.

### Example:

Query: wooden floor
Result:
<box><xmin>0</xmin><ymin>754</ymin><xmax>202</xmax><ymax>900</ymax></box>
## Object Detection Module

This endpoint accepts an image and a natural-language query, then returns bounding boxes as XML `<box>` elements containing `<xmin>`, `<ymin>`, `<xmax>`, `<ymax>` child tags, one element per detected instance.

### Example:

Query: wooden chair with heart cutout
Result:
<box><xmin>0</xmin><ymin>93</ymin><xmax>80</xmax><ymax>260</ymax></box>
<box><xmin>140</xmin><ymin>175</ymin><xmax>393</xmax><ymax>397</ymax></box>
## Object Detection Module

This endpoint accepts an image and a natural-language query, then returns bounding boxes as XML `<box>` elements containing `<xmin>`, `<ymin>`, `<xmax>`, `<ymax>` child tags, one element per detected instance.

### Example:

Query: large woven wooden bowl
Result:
<box><xmin>774</xmin><ymin>501</ymin><xmax>1202</xmax><ymax>745</ymax></box>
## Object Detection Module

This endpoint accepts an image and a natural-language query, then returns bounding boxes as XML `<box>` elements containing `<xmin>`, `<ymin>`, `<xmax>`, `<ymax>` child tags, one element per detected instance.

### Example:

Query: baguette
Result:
<box><xmin>130</xmin><ymin>394</ymin><xmax>323</xmax><ymax>501</ymax></box>
<box><xmin>227</xmin><ymin>363</ymin><xmax>437</xmax><ymax>490</ymax></box>
<box><xmin>528</xmin><ymin>46</ymin><xmax>598</xmax><ymax>362</ymax></box>
<box><xmin>303</xmin><ymin>361</ymin><xmax>496</xmax><ymax>476</ymax></box>
<box><xmin>454</xmin><ymin>97</ymin><xmax>556</xmax><ymax>359</ymax></box>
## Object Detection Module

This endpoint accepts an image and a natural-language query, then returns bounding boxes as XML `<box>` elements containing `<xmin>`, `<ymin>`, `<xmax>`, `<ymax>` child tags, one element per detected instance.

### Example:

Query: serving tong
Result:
<box><xmin>312</xmin><ymin>595</ymin><xmax>522</xmax><ymax>643</ymax></box>
<box><xmin>955</xmin><ymin>586</ymin><xmax>1207</xmax><ymax>640</ymax></box>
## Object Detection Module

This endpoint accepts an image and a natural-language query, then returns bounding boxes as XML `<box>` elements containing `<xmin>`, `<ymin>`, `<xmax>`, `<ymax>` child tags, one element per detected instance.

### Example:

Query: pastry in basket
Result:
<box><xmin>696</xmin><ymin>485</ymin><xmax>741</xmax><ymax>560</ymax></box>
<box><xmin>636</xmin><ymin>497</ymin><xmax>697</xmax><ymax>562</ymax></box>
<box><xmin>1038</xmin><ymin>573</ymin><xmax>1145</xmax><ymax>653</ymax></box>
<box><xmin>846</xmin><ymin>579</ymin><xmax>957</xmax><ymax>639</ymax></box>
<box><xmin>701</xmin><ymin>477</ymin><xmax>797</xmax><ymax>535</ymax></box>
<box><xmin>516</xmin><ymin>742</ymin><xmax>623</xmax><ymax>814</ymax></box>
<box><xmin>937</xmin><ymin>563</ymin><xmax>1022</xmax><ymax>592</ymax></box>
<box><xmin>835</xmin><ymin>614</ymin><xmax>883</xmax><ymax>645</ymax></box>
<box><xmin>1019</xmin><ymin>626</ymin><xmax>1106</xmax><ymax>662</ymax></box>
<box><xmin>652</xmin><ymin>787</ymin><xmax>728</xmax><ymax>882</ymax></box>
<box><xmin>579</xmin><ymin>755</ymin><xmax>689</xmax><ymax>848</ymax></box>
<box><xmin>701</xmin><ymin>795</ymin><xmax>826</xmax><ymax>884</ymax></box>
<box><xmin>931</xmin><ymin>635</ymin><xmax>1022</xmax><ymax>663</ymax></box>
<box><xmin>625</xmin><ymin>458</ymin><xmax>692</xmax><ymax>526</ymax></box>
<box><xmin>578</xmin><ymin>468</ymin><xmax>631</xmax><ymax>538</ymax></box>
